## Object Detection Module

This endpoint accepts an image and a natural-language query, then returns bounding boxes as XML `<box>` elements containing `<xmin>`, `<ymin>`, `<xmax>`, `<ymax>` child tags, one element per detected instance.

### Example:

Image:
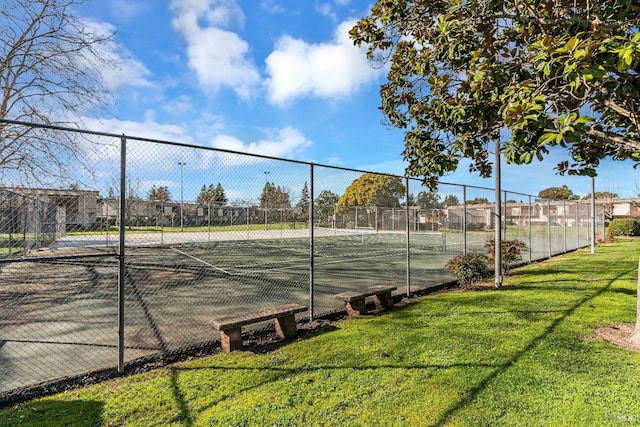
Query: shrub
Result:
<box><xmin>446</xmin><ymin>253</ymin><xmax>491</xmax><ymax>288</ymax></box>
<box><xmin>484</xmin><ymin>237</ymin><xmax>528</xmax><ymax>276</ymax></box>
<box><xmin>466</xmin><ymin>223</ymin><xmax>485</xmax><ymax>231</ymax></box>
<box><xmin>607</xmin><ymin>219</ymin><xmax>640</xmax><ymax>236</ymax></box>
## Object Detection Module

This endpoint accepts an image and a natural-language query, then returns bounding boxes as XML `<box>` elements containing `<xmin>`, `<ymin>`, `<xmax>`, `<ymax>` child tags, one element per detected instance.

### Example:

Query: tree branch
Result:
<box><xmin>587</xmin><ymin>128</ymin><xmax>640</xmax><ymax>152</ymax></box>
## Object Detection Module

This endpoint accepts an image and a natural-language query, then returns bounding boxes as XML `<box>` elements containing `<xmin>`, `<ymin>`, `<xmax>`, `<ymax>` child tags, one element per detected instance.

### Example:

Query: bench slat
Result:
<box><xmin>335</xmin><ymin>285</ymin><xmax>397</xmax><ymax>302</ymax></box>
<box><xmin>211</xmin><ymin>303</ymin><xmax>307</xmax><ymax>331</ymax></box>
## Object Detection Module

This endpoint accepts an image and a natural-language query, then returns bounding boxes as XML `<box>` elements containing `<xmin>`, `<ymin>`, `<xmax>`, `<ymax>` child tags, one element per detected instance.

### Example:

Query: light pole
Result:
<box><xmin>264</xmin><ymin>171</ymin><xmax>270</xmax><ymax>229</ymax></box>
<box><xmin>178</xmin><ymin>162</ymin><xmax>186</xmax><ymax>231</ymax></box>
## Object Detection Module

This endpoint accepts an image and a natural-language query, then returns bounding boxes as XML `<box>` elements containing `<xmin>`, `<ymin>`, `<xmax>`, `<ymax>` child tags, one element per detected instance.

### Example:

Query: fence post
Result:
<box><xmin>405</xmin><ymin>176</ymin><xmax>410</xmax><ymax>297</ymax></box>
<box><xmin>547</xmin><ymin>199</ymin><xmax>552</xmax><ymax>258</ymax></box>
<box><xmin>34</xmin><ymin>196</ymin><xmax>39</xmax><ymax>251</ymax></box>
<box><xmin>463</xmin><ymin>185</ymin><xmax>467</xmax><ymax>254</ymax></box>
<box><xmin>309</xmin><ymin>164</ymin><xmax>315</xmax><ymax>320</ymax></box>
<box><xmin>503</xmin><ymin>190</ymin><xmax>508</xmax><ymax>239</ymax></box>
<box><xmin>494</xmin><ymin>139</ymin><xmax>503</xmax><ymax>287</ymax></box>
<box><xmin>591</xmin><ymin>176</ymin><xmax>596</xmax><ymax>253</ymax></box>
<box><xmin>528</xmin><ymin>196</ymin><xmax>532</xmax><ymax>262</ymax></box>
<box><xmin>355</xmin><ymin>206</ymin><xmax>358</xmax><ymax>230</ymax></box>
<box><xmin>118</xmin><ymin>135</ymin><xmax>127</xmax><ymax>374</ymax></box>
<box><xmin>563</xmin><ymin>200</ymin><xmax>567</xmax><ymax>253</ymax></box>
<box><xmin>8</xmin><ymin>195</ymin><xmax>13</xmax><ymax>257</ymax></box>
<box><xmin>576</xmin><ymin>201</ymin><xmax>580</xmax><ymax>249</ymax></box>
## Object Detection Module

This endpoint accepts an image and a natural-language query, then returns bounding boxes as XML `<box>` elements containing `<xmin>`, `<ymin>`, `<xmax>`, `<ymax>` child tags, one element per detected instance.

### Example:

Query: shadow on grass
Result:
<box><xmin>432</xmin><ymin>266</ymin><xmax>636</xmax><ymax>426</ymax></box>
<box><xmin>161</xmin><ymin>266</ymin><xmax>634</xmax><ymax>425</ymax></box>
<box><xmin>0</xmin><ymin>400</ymin><xmax>104</xmax><ymax>427</ymax></box>
<box><xmin>168</xmin><ymin>366</ymin><xmax>194</xmax><ymax>426</ymax></box>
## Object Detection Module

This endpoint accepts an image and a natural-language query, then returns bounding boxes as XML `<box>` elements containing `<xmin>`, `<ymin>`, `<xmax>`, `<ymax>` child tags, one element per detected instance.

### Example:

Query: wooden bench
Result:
<box><xmin>211</xmin><ymin>303</ymin><xmax>307</xmax><ymax>352</ymax></box>
<box><xmin>335</xmin><ymin>285</ymin><xmax>398</xmax><ymax>317</ymax></box>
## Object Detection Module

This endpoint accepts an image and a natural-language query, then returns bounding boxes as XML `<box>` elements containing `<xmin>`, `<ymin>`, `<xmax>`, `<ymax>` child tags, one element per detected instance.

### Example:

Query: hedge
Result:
<box><xmin>607</xmin><ymin>219</ymin><xmax>640</xmax><ymax>236</ymax></box>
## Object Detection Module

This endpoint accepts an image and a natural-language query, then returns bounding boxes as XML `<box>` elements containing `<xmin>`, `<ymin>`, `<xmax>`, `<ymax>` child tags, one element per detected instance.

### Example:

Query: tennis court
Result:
<box><xmin>0</xmin><ymin>228</ymin><xmax>464</xmax><ymax>394</ymax></box>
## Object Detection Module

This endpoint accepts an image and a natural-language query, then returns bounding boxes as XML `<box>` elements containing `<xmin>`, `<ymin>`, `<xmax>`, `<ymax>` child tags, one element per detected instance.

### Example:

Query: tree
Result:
<box><xmin>538</xmin><ymin>185</ymin><xmax>579</xmax><ymax>201</ymax></box>
<box><xmin>466</xmin><ymin>197</ymin><xmax>490</xmax><ymax>205</ymax></box>
<box><xmin>295</xmin><ymin>182</ymin><xmax>310</xmax><ymax>220</ymax></box>
<box><xmin>582</xmin><ymin>191</ymin><xmax>619</xmax><ymax>200</ymax></box>
<box><xmin>196</xmin><ymin>183</ymin><xmax>227</xmax><ymax>205</ymax></box>
<box><xmin>260</xmin><ymin>182</ymin><xmax>291</xmax><ymax>209</ymax></box>
<box><xmin>337</xmin><ymin>173</ymin><xmax>406</xmax><ymax>209</ymax></box>
<box><xmin>213</xmin><ymin>183</ymin><xmax>228</xmax><ymax>206</ymax></box>
<box><xmin>416</xmin><ymin>191</ymin><xmax>440</xmax><ymax>209</ymax></box>
<box><xmin>442</xmin><ymin>194</ymin><xmax>460</xmax><ymax>208</ymax></box>
<box><xmin>350</xmin><ymin>1</ymin><xmax>640</xmax><ymax>190</ymax></box>
<box><xmin>107</xmin><ymin>174</ymin><xmax>143</xmax><ymax>228</ymax></box>
<box><xmin>314</xmin><ymin>189</ymin><xmax>339</xmax><ymax>225</ymax></box>
<box><xmin>148</xmin><ymin>185</ymin><xmax>171</xmax><ymax>201</ymax></box>
<box><xmin>1</xmin><ymin>0</ymin><xmax>119</xmax><ymax>185</ymax></box>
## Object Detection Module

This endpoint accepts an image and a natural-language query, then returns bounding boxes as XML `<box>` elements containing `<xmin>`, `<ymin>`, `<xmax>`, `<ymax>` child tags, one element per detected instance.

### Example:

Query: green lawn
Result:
<box><xmin>2</xmin><ymin>239</ymin><xmax>640</xmax><ymax>426</ymax></box>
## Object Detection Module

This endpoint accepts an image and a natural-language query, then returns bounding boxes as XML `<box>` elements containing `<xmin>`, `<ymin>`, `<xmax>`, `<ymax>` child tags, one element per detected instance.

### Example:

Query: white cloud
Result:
<box><xmin>315</xmin><ymin>3</ymin><xmax>336</xmax><ymax>21</ymax></box>
<box><xmin>82</xmin><ymin>114</ymin><xmax>312</xmax><ymax>173</ymax></box>
<box><xmin>109</xmin><ymin>0</ymin><xmax>150</xmax><ymax>21</ymax></box>
<box><xmin>171</xmin><ymin>0</ymin><xmax>260</xmax><ymax>99</ymax></box>
<box><xmin>172</xmin><ymin>0</ymin><xmax>244</xmax><ymax>28</ymax></box>
<box><xmin>204</xmin><ymin>126</ymin><xmax>312</xmax><ymax>167</ymax></box>
<box><xmin>79</xmin><ymin>19</ymin><xmax>152</xmax><ymax>90</ymax></box>
<box><xmin>80</xmin><ymin>115</ymin><xmax>197</xmax><ymax>172</ymax></box>
<box><xmin>265</xmin><ymin>19</ymin><xmax>383</xmax><ymax>106</ymax></box>
<box><xmin>260</xmin><ymin>0</ymin><xmax>286</xmax><ymax>14</ymax></box>
<box><xmin>161</xmin><ymin>95</ymin><xmax>195</xmax><ymax>115</ymax></box>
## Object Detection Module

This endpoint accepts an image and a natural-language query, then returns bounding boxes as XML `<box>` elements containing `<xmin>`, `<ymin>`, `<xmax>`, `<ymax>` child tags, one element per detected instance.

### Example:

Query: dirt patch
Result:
<box><xmin>593</xmin><ymin>324</ymin><xmax>640</xmax><ymax>352</ymax></box>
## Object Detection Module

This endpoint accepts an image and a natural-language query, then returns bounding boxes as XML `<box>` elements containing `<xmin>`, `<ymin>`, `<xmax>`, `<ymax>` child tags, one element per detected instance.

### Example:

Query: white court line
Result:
<box><xmin>168</xmin><ymin>246</ymin><xmax>233</xmax><ymax>276</ymax></box>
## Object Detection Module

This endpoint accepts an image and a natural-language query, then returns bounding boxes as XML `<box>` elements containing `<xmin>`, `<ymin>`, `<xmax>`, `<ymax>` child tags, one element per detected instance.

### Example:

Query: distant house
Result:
<box><xmin>592</xmin><ymin>198</ymin><xmax>640</xmax><ymax>221</ymax></box>
<box><xmin>6</xmin><ymin>187</ymin><xmax>99</xmax><ymax>231</ymax></box>
<box><xmin>442</xmin><ymin>199</ymin><xmax>598</xmax><ymax>230</ymax></box>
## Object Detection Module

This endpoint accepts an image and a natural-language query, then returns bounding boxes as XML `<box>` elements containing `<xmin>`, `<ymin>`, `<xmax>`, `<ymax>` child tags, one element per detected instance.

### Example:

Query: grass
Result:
<box><xmin>2</xmin><ymin>238</ymin><xmax>640</xmax><ymax>426</ymax></box>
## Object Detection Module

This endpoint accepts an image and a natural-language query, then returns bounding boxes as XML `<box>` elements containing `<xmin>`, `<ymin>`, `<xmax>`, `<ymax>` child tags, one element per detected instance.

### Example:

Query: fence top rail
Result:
<box><xmin>1</xmin><ymin>118</ymin><xmax>588</xmax><ymax>203</ymax></box>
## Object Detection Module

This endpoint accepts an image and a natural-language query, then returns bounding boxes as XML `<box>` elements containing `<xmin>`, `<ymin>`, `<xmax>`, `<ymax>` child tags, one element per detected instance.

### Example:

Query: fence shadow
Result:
<box><xmin>432</xmin><ymin>267</ymin><xmax>634</xmax><ymax>426</ymax></box>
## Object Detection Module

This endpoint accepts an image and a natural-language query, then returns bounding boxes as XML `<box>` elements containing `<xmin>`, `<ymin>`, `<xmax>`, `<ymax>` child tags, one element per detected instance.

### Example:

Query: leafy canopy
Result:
<box><xmin>350</xmin><ymin>0</ymin><xmax>640</xmax><ymax>190</ymax></box>
<box><xmin>337</xmin><ymin>173</ymin><xmax>406</xmax><ymax>208</ymax></box>
<box><xmin>537</xmin><ymin>184</ymin><xmax>579</xmax><ymax>200</ymax></box>
<box><xmin>582</xmin><ymin>191</ymin><xmax>619</xmax><ymax>200</ymax></box>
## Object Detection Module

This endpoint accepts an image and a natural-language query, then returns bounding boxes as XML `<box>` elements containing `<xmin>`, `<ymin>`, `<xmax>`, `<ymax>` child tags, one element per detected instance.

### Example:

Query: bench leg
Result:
<box><xmin>373</xmin><ymin>291</ymin><xmax>394</xmax><ymax>311</ymax></box>
<box><xmin>220</xmin><ymin>327</ymin><xmax>242</xmax><ymax>352</ymax></box>
<box><xmin>275</xmin><ymin>314</ymin><xmax>298</xmax><ymax>340</ymax></box>
<box><xmin>345</xmin><ymin>298</ymin><xmax>367</xmax><ymax>317</ymax></box>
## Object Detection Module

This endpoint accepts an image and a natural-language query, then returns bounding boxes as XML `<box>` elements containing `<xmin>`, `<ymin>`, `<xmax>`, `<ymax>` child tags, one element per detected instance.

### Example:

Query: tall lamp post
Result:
<box><xmin>264</xmin><ymin>171</ymin><xmax>270</xmax><ymax>229</ymax></box>
<box><xmin>178</xmin><ymin>162</ymin><xmax>186</xmax><ymax>231</ymax></box>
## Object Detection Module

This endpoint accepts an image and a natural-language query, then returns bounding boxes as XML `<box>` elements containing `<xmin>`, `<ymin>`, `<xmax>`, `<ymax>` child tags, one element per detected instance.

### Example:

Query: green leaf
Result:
<box><xmin>540</xmin><ymin>132</ymin><xmax>558</xmax><ymax>144</ymax></box>
<box><xmin>617</xmin><ymin>57</ymin><xmax>630</xmax><ymax>72</ymax></box>
<box><xmin>565</xmin><ymin>36</ymin><xmax>579</xmax><ymax>52</ymax></box>
<box><xmin>519</xmin><ymin>152</ymin><xmax>533</xmax><ymax>164</ymax></box>
<box><xmin>573</xmin><ymin>49</ymin><xmax>587</xmax><ymax>59</ymax></box>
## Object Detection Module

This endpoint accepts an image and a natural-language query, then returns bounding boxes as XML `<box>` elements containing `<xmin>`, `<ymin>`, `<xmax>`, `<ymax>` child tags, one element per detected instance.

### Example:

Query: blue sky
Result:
<box><xmin>70</xmin><ymin>0</ymin><xmax>640</xmax><ymax>202</ymax></box>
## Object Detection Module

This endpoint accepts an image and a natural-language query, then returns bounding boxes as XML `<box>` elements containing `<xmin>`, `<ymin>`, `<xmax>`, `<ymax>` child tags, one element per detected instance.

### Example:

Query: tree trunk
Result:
<box><xmin>631</xmin><ymin>257</ymin><xmax>640</xmax><ymax>346</ymax></box>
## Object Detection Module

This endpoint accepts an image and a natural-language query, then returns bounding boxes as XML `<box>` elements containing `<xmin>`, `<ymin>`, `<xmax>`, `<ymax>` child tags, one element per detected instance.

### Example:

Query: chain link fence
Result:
<box><xmin>0</xmin><ymin>120</ymin><xmax>605</xmax><ymax>402</ymax></box>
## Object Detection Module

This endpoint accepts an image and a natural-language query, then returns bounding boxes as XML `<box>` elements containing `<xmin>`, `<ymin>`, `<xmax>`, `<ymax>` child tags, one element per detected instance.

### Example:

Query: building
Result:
<box><xmin>6</xmin><ymin>187</ymin><xmax>99</xmax><ymax>231</ymax></box>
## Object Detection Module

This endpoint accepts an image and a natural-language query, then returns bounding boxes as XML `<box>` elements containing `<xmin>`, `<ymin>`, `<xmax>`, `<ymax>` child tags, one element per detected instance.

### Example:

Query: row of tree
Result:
<box><xmin>144</xmin><ymin>176</ymin><xmax>617</xmax><ymax>211</ymax></box>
